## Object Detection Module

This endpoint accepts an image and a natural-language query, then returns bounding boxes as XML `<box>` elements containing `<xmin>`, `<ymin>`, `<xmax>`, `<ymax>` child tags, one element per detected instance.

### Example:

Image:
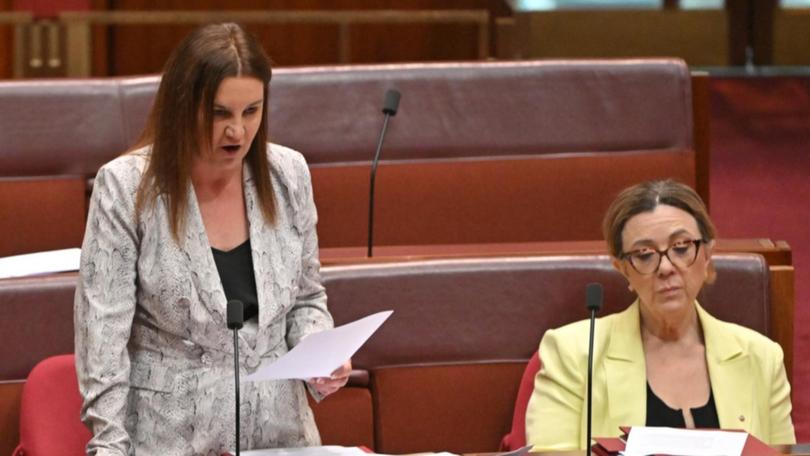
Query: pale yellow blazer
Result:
<box><xmin>525</xmin><ymin>301</ymin><xmax>795</xmax><ymax>451</ymax></box>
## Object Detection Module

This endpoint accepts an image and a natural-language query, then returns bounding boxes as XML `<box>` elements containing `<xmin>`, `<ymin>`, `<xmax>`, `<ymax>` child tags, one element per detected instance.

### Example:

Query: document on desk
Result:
<box><xmin>0</xmin><ymin>248</ymin><xmax>81</xmax><ymax>279</ymax></box>
<box><xmin>241</xmin><ymin>446</ymin><xmax>370</xmax><ymax>455</ymax></box>
<box><xmin>239</xmin><ymin>445</ymin><xmax>457</xmax><ymax>455</ymax></box>
<box><xmin>497</xmin><ymin>445</ymin><xmax>532</xmax><ymax>455</ymax></box>
<box><xmin>244</xmin><ymin>310</ymin><xmax>393</xmax><ymax>382</ymax></box>
<box><xmin>623</xmin><ymin>426</ymin><xmax>747</xmax><ymax>456</ymax></box>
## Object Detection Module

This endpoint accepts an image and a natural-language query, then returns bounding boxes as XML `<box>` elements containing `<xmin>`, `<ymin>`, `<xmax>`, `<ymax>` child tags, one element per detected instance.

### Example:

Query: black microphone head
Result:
<box><xmin>226</xmin><ymin>300</ymin><xmax>244</xmax><ymax>330</ymax></box>
<box><xmin>586</xmin><ymin>283</ymin><xmax>603</xmax><ymax>312</ymax></box>
<box><xmin>382</xmin><ymin>89</ymin><xmax>401</xmax><ymax>116</ymax></box>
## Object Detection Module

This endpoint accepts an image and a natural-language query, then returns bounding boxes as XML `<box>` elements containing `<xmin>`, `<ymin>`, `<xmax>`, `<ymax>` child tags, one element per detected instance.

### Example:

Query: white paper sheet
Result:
<box><xmin>240</xmin><ymin>446</ymin><xmax>371</xmax><ymax>455</ymax></box>
<box><xmin>236</xmin><ymin>444</ymin><xmax>523</xmax><ymax>456</ymax></box>
<box><xmin>0</xmin><ymin>248</ymin><xmax>81</xmax><ymax>279</ymax></box>
<box><xmin>623</xmin><ymin>426</ymin><xmax>747</xmax><ymax>456</ymax></box>
<box><xmin>497</xmin><ymin>445</ymin><xmax>533</xmax><ymax>456</ymax></box>
<box><xmin>239</xmin><ymin>446</ymin><xmax>457</xmax><ymax>455</ymax></box>
<box><xmin>244</xmin><ymin>311</ymin><xmax>393</xmax><ymax>382</ymax></box>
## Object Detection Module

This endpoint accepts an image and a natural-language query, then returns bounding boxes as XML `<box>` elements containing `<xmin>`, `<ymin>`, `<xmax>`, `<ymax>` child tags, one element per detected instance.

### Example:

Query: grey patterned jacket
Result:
<box><xmin>74</xmin><ymin>144</ymin><xmax>334</xmax><ymax>456</ymax></box>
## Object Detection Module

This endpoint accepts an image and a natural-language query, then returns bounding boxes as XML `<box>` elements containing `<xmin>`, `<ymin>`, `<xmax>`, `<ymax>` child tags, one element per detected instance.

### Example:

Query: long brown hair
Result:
<box><xmin>134</xmin><ymin>22</ymin><xmax>276</xmax><ymax>241</ymax></box>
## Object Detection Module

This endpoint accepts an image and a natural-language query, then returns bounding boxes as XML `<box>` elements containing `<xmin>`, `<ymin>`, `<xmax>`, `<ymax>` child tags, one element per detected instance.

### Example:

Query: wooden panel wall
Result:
<box><xmin>517</xmin><ymin>9</ymin><xmax>729</xmax><ymax>66</ymax></box>
<box><xmin>0</xmin><ymin>0</ymin><xmax>14</xmax><ymax>80</ymax></box>
<box><xmin>5</xmin><ymin>2</ymin><xmax>810</xmax><ymax>78</ymax></box>
<box><xmin>97</xmin><ymin>0</ymin><xmax>509</xmax><ymax>76</ymax></box>
<box><xmin>772</xmin><ymin>7</ymin><xmax>810</xmax><ymax>65</ymax></box>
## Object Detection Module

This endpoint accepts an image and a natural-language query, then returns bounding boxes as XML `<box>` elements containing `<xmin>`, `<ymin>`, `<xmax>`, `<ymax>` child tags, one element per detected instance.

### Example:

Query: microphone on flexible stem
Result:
<box><xmin>585</xmin><ymin>283</ymin><xmax>603</xmax><ymax>455</ymax></box>
<box><xmin>367</xmin><ymin>89</ymin><xmax>401</xmax><ymax>258</ymax></box>
<box><xmin>226</xmin><ymin>300</ymin><xmax>245</xmax><ymax>456</ymax></box>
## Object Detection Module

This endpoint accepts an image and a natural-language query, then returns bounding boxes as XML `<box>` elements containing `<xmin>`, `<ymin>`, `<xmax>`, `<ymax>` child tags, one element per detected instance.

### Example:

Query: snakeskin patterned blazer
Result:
<box><xmin>74</xmin><ymin>143</ymin><xmax>334</xmax><ymax>456</ymax></box>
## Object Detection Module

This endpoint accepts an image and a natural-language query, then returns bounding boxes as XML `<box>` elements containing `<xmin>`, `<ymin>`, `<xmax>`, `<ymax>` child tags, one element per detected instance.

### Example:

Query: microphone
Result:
<box><xmin>227</xmin><ymin>300</ymin><xmax>244</xmax><ymax>456</ymax></box>
<box><xmin>367</xmin><ymin>89</ymin><xmax>401</xmax><ymax>257</ymax></box>
<box><xmin>585</xmin><ymin>283</ymin><xmax>603</xmax><ymax>454</ymax></box>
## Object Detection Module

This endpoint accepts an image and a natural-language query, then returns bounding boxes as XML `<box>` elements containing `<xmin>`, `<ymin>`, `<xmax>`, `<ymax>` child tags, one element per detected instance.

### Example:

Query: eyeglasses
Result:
<box><xmin>620</xmin><ymin>239</ymin><xmax>704</xmax><ymax>275</ymax></box>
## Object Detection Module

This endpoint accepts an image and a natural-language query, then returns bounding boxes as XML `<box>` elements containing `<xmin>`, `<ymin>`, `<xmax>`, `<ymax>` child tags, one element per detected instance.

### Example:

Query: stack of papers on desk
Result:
<box><xmin>241</xmin><ymin>447</ymin><xmax>374</xmax><ymax>455</ymax></box>
<box><xmin>239</xmin><ymin>446</ymin><xmax>457</xmax><ymax>455</ymax></box>
<box><xmin>238</xmin><ymin>445</ymin><xmax>530</xmax><ymax>455</ymax></box>
<box><xmin>593</xmin><ymin>426</ymin><xmax>776</xmax><ymax>456</ymax></box>
<box><xmin>623</xmin><ymin>427</ymin><xmax>748</xmax><ymax>456</ymax></box>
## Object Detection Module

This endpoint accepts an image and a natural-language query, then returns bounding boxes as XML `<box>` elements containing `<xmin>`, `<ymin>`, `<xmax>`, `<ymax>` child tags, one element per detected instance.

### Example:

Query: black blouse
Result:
<box><xmin>211</xmin><ymin>239</ymin><xmax>259</xmax><ymax>321</ymax></box>
<box><xmin>646</xmin><ymin>382</ymin><xmax>720</xmax><ymax>429</ymax></box>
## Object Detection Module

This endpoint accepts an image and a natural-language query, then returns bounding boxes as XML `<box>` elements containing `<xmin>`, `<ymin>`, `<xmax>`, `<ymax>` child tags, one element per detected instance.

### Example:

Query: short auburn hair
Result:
<box><xmin>602</xmin><ymin>180</ymin><xmax>716</xmax><ymax>259</ymax></box>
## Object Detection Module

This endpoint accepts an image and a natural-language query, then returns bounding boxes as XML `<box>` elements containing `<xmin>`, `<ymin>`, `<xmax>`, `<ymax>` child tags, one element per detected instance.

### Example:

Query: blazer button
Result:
<box><xmin>200</xmin><ymin>352</ymin><xmax>212</xmax><ymax>365</ymax></box>
<box><xmin>739</xmin><ymin>415</ymin><xmax>746</xmax><ymax>422</ymax></box>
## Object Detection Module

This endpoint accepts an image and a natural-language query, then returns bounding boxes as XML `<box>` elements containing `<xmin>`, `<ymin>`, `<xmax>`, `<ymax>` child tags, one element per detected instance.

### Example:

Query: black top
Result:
<box><xmin>646</xmin><ymin>382</ymin><xmax>720</xmax><ymax>429</ymax></box>
<box><xmin>212</xmin><ymin>239</ymin><xmax>259</xmax><ymax>321</ymax></box>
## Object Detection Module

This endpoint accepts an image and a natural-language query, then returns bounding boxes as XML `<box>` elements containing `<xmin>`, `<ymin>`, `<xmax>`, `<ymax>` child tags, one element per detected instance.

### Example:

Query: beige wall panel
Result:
<box><xmin>524</xmin><ymin>10</ymin><xmax>728</xmax><ymax>66</ymax></box>
<box><xmin>773</xmin><ymin>9</ymin><xmax>810</xmax><ymax>65</ymax></box>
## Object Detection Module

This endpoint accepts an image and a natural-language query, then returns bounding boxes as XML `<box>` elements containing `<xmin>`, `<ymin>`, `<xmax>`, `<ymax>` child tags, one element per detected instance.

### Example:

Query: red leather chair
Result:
<box><xmin>13</xmin><ymin>354</ymin><xmax>89</xmax><ymax>456</ymax></box>
<box><xmin>500</xmin><ymin>352</ymin><xmax>542</xmax><ymax>451</ymax></box>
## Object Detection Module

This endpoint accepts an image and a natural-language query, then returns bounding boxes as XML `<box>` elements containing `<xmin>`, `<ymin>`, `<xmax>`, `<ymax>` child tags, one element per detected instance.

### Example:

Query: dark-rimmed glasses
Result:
<box><xmin>620</xmin><ymin>239</ymin><xmax>704</xmax><ymax>274</ymax></box>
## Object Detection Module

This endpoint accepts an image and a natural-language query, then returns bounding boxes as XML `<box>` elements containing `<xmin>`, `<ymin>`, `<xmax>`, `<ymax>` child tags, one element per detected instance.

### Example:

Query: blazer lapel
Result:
<box><xmin>184</xmin><ymin>175</ymin><xmax>259</xmax><ymax>358</ymax></box>
<box><xmin>178</xmin><ymin>179</ymin><xmax>260</xmax><ymax>358</ymax></box>
<box><xmin>243</xmin><ymin>164</ymin><xmax>284</xmax><ymax>336</ymax></box>
<box><xmin>698</xmin><ymin>303</ymin><xmax>753</xmax><ymax>430</ymax></box>
<box><xmin>604</xmin><ymin>302</ymin><xmax>647</xmax><ymax>428</ymax></box>
<box><xmin>183</xmin><ymin>180</ymin><xmax>228</xmax><ymax>326</ymax></box>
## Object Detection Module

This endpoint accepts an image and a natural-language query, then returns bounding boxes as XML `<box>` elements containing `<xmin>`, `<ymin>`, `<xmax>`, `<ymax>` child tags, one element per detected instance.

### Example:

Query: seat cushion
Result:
<box><xmin>16</xmin><ymin>354</ymin><xmax>90</xmax><ymax>456</ymax></box>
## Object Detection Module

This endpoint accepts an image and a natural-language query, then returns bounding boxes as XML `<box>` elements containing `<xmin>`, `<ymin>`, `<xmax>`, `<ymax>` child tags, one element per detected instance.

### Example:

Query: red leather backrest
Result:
<box><xmin>501</xmin><ymin>353</ymin><xmax>542</xmax><ymax>451</ymax></box>
<box><xmin>0</xmin><ymin>60</ymin><xmax>697</xmax><ymax>250</ymax></box>
<box><xmin>322</xmin><ymin>254</ymin><xmax>770</xmax><ymax>369</ymax></box>
<box><xmin>15</xmin><ymin>354</ymin><xmax>90</xmax><ymax>456</ymax></box>
<box><xmin>270</xmin><ymin>60</ymin><xmax>693</xmax><ymax>164</ymax></box>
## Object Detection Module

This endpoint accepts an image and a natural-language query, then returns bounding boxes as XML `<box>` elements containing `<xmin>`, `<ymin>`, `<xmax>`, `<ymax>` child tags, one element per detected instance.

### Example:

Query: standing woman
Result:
<box><xmin>75</xmin><ymin>23</ymin><xmax>349</xmax><ymax>455</ymax></box>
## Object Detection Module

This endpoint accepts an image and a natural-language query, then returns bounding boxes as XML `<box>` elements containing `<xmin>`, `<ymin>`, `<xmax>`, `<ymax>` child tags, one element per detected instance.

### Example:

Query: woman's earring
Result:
<box><xmin>627</xmin><ymin>283</ymin><xmax>634</xmax><ymax>292</ymax></box>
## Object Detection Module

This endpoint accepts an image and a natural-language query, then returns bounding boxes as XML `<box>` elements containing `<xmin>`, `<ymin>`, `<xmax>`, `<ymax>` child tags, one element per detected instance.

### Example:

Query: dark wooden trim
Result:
<box><xmin>0</xmin><ymin>0</ymin><xmax>12</xmax><ymax>79</ymax></box>
<box><xmin>690</xmin><ymin>72</ymin><xmax>711</xmax><ymax>211</ymax></box>
<box><xmin>752</xmin><ymin>0</ymin><xmax>777</xmax><ymax>65</ymax></box>
<box><xmin>90</xmin><ymin>0</ymin><xmax>108</xmax><ymax>76</ymax></box>
<box><xmin>320</xmin><ymin>238</ymin><xmax>794</xmax><ymax>267</ymax></box>
<box><xmin>0</xmin><ymin>381</ymin><xmax>23</xmax><ymax>456</ymax></box>
<box><xmin>725</xmin><ymin>0</ymin><xmax>752</xmax><ymax>65</ymax></box>
<box><xmin>770</xmin><ymin>265</ymin><xmax>794</xmax><ymax>383</ymax></box>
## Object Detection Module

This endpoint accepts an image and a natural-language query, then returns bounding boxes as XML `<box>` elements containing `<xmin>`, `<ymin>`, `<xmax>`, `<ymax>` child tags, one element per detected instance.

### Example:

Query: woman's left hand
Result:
<box><xmin>308</xmin><ymin>359</ymin><xmax>351</xmax><ymax>398</ymax></box>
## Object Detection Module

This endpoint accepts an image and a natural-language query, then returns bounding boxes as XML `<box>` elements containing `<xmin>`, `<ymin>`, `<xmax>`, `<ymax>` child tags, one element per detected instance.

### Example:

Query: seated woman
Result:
<box><xmin>525</xmin><ymin>180</ymin><xmax>795</xmax><ymax>450</ymax></box>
